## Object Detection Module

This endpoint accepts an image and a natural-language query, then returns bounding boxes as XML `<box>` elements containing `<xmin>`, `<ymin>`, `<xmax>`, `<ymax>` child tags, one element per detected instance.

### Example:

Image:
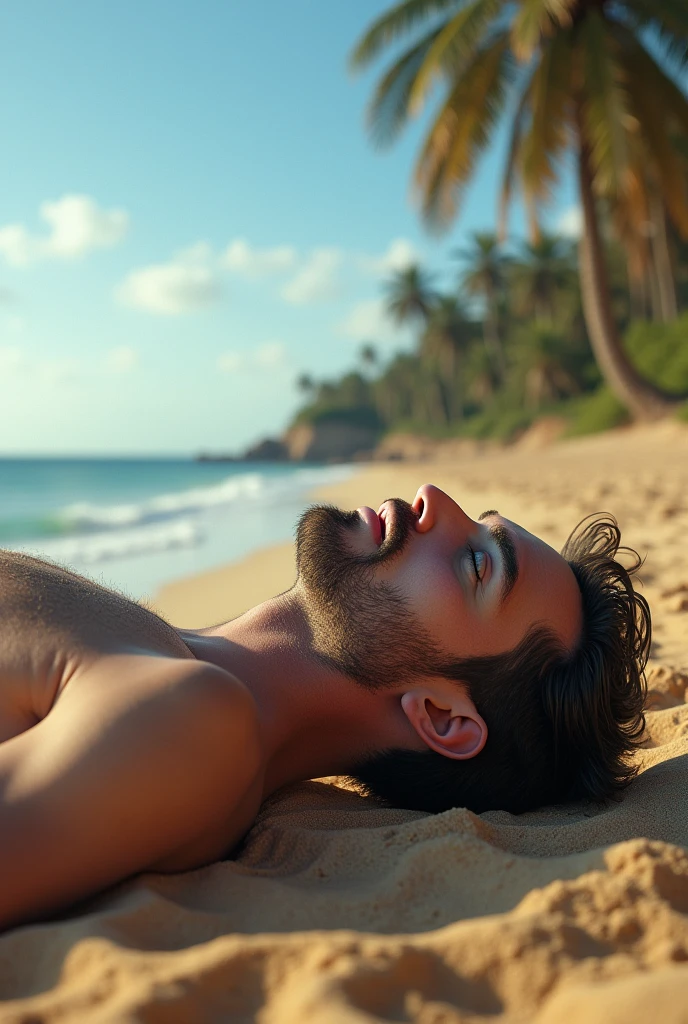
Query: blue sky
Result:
<box><xmin>0</xmin><ymin>0</ymin><xmax>578</xmax><ymax>455</ymax></box>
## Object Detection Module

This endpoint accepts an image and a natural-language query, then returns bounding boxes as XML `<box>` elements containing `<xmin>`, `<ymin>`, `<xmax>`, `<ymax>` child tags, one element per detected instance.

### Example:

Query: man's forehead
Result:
<box><xmin>479</xmin><ymin>509</ymin><xmax>558</xmax><ymax>556</ymax></box>
<box><xmin>479</xmin><ymin>509</ymin><xmax>581</xmax><ymax>645</ymax></box>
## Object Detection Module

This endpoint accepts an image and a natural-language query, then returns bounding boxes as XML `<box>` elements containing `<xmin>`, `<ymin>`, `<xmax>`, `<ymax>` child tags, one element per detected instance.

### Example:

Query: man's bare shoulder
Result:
<box><xmin>158</xmin><ymin>657</ymin><xmax>262</xmax><ymax>768</ymax></box>
<box><xmin>54</xmin><ymin>652</ymin><xmax>263</xmax><ymax>802</ymax></box>
<box><xmin>0</xmin><ymin>548</ymin><xmax>194</xmax><ymax>664</ymax></box>
<box><xmin>0</xmin><ymin>653</ymin><xmax>262</xmax><ymax>930</ymax></box>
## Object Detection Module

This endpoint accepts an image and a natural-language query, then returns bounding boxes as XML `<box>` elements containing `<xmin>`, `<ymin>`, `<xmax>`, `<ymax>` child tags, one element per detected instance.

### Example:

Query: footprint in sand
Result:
<box><xmin>657</xmin><ymin>504</ymin><xmax>686</xmax><ymax>521</ymax></box>
<box><xmin>659</xmin><ymin>583</ymin><xmax>688</xmax><ymax>614</ymax></box>
<box><xmin>644</xmin><ymin>664</ymin><xmax>688</xmax><ymax>711</ymax></box>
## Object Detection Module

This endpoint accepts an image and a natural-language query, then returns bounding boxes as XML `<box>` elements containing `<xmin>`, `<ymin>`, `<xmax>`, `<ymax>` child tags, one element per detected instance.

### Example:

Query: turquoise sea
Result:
<box><xmin>0</xmin><ymin>459</ymin><xmax>354</xmax><ymax>600</ymax></box>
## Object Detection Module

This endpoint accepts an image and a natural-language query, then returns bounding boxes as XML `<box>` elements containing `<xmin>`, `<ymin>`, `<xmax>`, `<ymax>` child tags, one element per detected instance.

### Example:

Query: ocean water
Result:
<box><xmin>0</xmin><ymin>459</ymin><xmax>354</xmax><ymax>601</ymax></box>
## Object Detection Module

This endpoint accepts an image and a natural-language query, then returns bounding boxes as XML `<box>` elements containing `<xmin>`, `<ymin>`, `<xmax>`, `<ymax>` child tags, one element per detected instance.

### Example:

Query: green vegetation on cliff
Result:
<box><xmin>291</xmin><ymin>241</ymin><xmax>688</xmax><ymax>447</ymax></box>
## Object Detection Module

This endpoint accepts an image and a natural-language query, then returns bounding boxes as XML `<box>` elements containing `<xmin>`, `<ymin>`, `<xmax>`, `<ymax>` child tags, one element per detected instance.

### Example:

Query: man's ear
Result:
<box><xmin>401</xmin><ymin>685</ymin><xmax>487</xmax><ymax>760</ymax></box>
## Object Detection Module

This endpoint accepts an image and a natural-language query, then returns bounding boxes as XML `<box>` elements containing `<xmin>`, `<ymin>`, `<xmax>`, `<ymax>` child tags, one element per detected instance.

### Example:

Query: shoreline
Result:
<box><xmin>151</xmin><ymin>421</ymin><xmax>688</xmax><ymax>671</ymax></box>
<box><xmin>151</xmin><ymin>539</ymin><xmax>300</xmax><ymax>628</ymax></box>
<box><xmin>150</xmin><ymin>465</ymin><xmax>368</xmax><ymax>628</ymax></box>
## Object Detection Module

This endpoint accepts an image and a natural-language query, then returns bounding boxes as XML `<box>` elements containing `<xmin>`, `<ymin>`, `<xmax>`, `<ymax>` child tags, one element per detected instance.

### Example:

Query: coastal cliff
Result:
<box><xmin>282</xmin><ymin>420</ymin><xmax>378</xmax><ymax>461</ymax></box>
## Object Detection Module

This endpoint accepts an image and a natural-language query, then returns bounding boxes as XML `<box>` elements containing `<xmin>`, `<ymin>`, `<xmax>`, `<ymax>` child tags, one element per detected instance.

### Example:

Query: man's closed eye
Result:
<box><xmin>470</xmin><ymin>549</ymin><xmax>487</xmax><ymax>582</ymax></box>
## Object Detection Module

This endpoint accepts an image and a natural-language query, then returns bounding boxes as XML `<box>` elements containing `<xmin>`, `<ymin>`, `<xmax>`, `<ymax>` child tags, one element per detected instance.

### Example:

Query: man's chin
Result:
<box><xmin>294</xmin><ymin>500</ymin><xmax>442</xmax><ymax>691</ymax></box>
<box><xmin>295</xmin><ymin>504</ymin><xmax>358</xmax><ymax>588</ymax></box>
<box><xmin>295</xmin><ymin>499</ymin><xmax>418</xmax><ymax>593</ymax></box>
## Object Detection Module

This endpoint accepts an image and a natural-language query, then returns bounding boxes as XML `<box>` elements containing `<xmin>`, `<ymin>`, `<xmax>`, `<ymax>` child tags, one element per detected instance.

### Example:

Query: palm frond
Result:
<box><xmin>579</xmin><ymin>11</ymin><xmax>632</xmax><ymax>201</ymax></box>
<box><xmin>365</xmin><ymin>24</ymin><xmax>446</xmax><ymax>147</ymax></box>
<box><xmin>608</xmin><ymin>164</ymin><xmax>652</xmax><ymax>278</ymax></box>
<box><xmin>408</xmin><ymin>0</ymin><xmax>505</xmax><ymax>114</ymax></box>
<box><xmin>349</xmin><ymin>0</ymin><xmax>463</xmax><ymax>72</ymax></box>
<box><xmin>615</xmin><ymin>28</ymin><xmax>688</xmax><ymax>236</ymax></box>
<box><xmin>622</xmin><ymin>0</ymin><xmax>688</xmax><ymax>68</ymax></box>
<box><xmin>510</xmin><ymin>0</ymin><xmax>577</xmax><ymax>62</ymax></box>
<box><xmin>413</xmin><ymin>33</ymin><xmax>514</xmax><ymax>231</ymax></box>
<box><xmin>452</xmin><ymin>230</ymin><xmax>504</xmax><ymax>263</ymax></box>
<box><xmin>383</xmin><ymin>264</ymin><xmax>439</xmax><ymax>324</ymax></box>
<box><xmin>612</xmin><ymin>25</ymin><xmax>688</xmax><ymax>136</ymax></box>
<box><xmin>498</xmin><ymin>69</ymin><xmax>537</xmax><ymax>240</ymax></box>
<box><xmin>518</xmin><ymin>30</ymin><xmax>575</xmax><ymax>235</ymax></box>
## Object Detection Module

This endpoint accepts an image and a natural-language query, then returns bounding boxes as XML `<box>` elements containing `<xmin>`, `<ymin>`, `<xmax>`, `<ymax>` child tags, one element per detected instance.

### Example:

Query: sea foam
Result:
<box><xmin>20</xmin><ymin>465</ymin><xmax>352</xmax><ymax>566</ymax></box>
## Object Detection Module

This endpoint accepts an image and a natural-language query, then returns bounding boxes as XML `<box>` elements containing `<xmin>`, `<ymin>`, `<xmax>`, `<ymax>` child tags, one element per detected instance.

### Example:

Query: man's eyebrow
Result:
<box><xmin>478</xmin><ymin>511</ymin><xmax>519</xmax><ymax>603</ymax></box>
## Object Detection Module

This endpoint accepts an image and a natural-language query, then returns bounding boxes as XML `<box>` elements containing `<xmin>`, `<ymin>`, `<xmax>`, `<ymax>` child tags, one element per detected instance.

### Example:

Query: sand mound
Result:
<box><xmin>0</xmin><ymin>678</ymin><xmax>687</xmax><ymax>1023</ymax></box>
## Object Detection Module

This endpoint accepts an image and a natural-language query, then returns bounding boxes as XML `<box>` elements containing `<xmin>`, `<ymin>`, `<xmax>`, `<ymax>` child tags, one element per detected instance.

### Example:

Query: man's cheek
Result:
<box><xmin>392</xmin><ymin>561</ymin><xmax>463</xmax><ymax>637</ymax></box>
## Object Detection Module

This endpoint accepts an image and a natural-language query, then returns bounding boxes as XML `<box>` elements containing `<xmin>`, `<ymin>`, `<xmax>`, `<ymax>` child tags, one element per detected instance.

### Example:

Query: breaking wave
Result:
<box><xmin>5</xmin><ymin>465</ymin><xmax>352</xmax><ymax>565</ymax></box>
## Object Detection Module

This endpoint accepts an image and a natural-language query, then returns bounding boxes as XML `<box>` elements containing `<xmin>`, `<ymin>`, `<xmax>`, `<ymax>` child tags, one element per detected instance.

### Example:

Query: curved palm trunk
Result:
<box><xmin>577</xmin><ymin>137</ymin><xmax>682</xmax><ymax>420</ymax></box>
<box><xmin>650</xmin><ymin>193</ymin><xmax>678</xmax><ymax>323</ymax></box>
<box><xmin>627</xmin><ymin>259</ymin><xmax>648</xmax><ymax>320</ymax></box>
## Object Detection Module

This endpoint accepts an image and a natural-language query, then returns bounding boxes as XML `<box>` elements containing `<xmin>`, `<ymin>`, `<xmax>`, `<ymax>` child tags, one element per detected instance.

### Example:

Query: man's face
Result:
<box><xmin>295</xmin><ymin>484</ymin><xmax>582</xmax><ymax>689</ymax></box>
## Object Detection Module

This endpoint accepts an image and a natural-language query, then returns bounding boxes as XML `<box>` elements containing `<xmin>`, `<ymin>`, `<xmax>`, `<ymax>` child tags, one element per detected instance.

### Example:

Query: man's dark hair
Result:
<box><xmin>351</xmin><ymin>513</ymin><xmax>651</xmax><ymax>815</ymax></box>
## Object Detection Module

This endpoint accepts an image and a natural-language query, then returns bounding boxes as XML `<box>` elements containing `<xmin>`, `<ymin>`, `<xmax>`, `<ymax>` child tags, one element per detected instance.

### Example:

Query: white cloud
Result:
<box><xmin>0</xmin><ymin>346</ymin><xmax>24</xmax><ymax>374</ymax></box>
<box><xmin>173</xmin><ymin>241</ymin><xmax>215</xmax><ymax>265</ymax></box>
<box><xmin>0</xmin><ymin>348</ymin><xmax>84</xmax><ymax>387</ymax></box>
<box><xmin>255</xmin><ymin>341</ymin><xmax>287</xmax><ymax>367</ymax></box>
<box><xmin>1</xmin><ymin>313</ymin><xmax>26</xmax><ymax>337</ymax></box>
<box><xmin>0</xmin><ymin>226</ymin><xmax>33</xmax><ymax>268</ymax></box>
<box><xmin>117</xmin><ymin>246</ymin><xmax>222</xmax><ymax>315</ymax></box>
<box><xmin>280</xmin><ymin>248</ymin><xmax>343</xmax><ymax>305</ymax></box>
<box><xmin>37</xmin><ymin>357</ymin><xmax>83</xmax><ymax>385</ymax></box>
<box><xmin>335</xmin><ymin>297</ymin><xmax>404</xmax><ymax>344</ymax></box>
<box><xmin>357</xmin><ymin>238</ymin><xmax>419</xmax><ymax>277</ymax></box>
<box><xmin>0</xmin><ymin>195</ymin><xmax>129</xmax><ymax>267</ymax></box>
<box><xmin>0</xmin><ymin>346</ymin><xmax>141</xmax><ymax>391</ymax></box>
<box><xmin>556</xmin><ymin>206</ymin><xmax>582</xmax><ymax>238</ymax></box>
<box><xmin>41</xmin><ymin>195</ymin><xmax>129</xmax><ymax>257</ymax></box>
<box><xmin>105</xmin><ymin>346</ymin><xmax>138</xmax><ymax>373</ymax></box>
<box><xmin>217</xmin><ymin>351</ymin><xmax>245</xmax><ymax>373</ymax></box>
<box><xmin>217</xmin><ymin>340</ymin><xmax>288</xmax><ymax>374</ymax></box>
<box><xmin>221</xmin><ymin>238</ymin><xmax>297</xmax><ymax>277</ymax></box>
<box><xmin>114</xmin><ymin>234</ymin><xmax>420</xmax><ymax>320</ymax></box>
<box><xmin>0</xmin><ymin>347</ymin><xmax>85</xmax><ymax>383</ymax></box>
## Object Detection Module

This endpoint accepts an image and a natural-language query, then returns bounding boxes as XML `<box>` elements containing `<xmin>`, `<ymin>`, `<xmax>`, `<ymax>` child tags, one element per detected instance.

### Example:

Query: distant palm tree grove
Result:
<box><xmin>293</xmin><ymin>0</ymin><xmax>688</xmax><ymax>445</ymax></box>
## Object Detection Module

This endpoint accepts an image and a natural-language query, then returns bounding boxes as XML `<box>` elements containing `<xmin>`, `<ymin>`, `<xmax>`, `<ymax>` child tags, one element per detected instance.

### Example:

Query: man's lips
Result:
<box><xmin>356</xmin><ymin>505</ymin><xmax>385</xmax><ymax>546</ymax></box>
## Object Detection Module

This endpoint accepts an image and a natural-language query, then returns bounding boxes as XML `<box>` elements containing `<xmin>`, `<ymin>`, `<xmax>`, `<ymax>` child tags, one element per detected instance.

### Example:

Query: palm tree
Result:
<box><xmin>350</xmin><ymin>0</ymin><xmax>688</xmax><ymax>420</ymax></box>
<box><xmin>296</xmin><ymin>373</ymin><xmax>315</xmax><ymax>396</ymax></box>
<box><xmin>421</xmin><ymin>293</ymin><xmax>470</xmax><ymax>419</ymax></box>
<box><xmin>374</xmin><ymin>352</ymin><xmax>428</xmax><ymax>423</ymax></box>
<box><xmin>514</xmin><ymin>325</ymin><xmax>582</xmax><ymax>408</ymax></box>
<box><xmin>465</xmin><ymin>344</ymin><xmax>499</xmax><ymax>406</ymax></box>
<box><xmin>384</xmin><ymin>263</ymin><xmax>437</xmax><ymax>327</ymax></box>
<box><xmin>674</xmin><ymin>228</ymin><xmax>688</xmax><ymax>312</ymax></box>
<box><xmin>647</xmin><ymin>193</ymin><xmax>679</xmax><ymax>323</ymax></box>
<box><xmin>359</xmin><ymin>342</ymin><xmax>379</xmax><ymax>374</ymax></box>
<box><xmin>454</xmin><ymin>232</ymin><xmax>508</xmax><ymax>376</ymax></box>
<box><xmin>510</xmin><ymin>234</ymin><xmax>577</xmax><ymax>323</ymax></box>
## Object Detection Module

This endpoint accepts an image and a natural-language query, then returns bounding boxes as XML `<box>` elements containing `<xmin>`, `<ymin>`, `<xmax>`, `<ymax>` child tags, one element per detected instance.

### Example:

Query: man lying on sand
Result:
<box><xmin>0</xmin><ymin>484</ymin><xmax>650</xmax><ymax>930</ymax></box>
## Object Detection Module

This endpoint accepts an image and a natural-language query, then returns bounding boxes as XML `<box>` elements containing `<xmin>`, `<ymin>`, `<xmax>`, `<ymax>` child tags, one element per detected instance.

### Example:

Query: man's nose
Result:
<box><xmin>412</xmin><ymin>483</ymin><xmax>474</xmax><ymax>535</ymax></box>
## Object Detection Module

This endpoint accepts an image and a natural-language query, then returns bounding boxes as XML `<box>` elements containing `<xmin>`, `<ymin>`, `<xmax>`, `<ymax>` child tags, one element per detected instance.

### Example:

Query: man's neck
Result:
<box><xmin>178</xmin><ymin>590</ymin><xmax>414</xmax><ymax>799</ymax></box>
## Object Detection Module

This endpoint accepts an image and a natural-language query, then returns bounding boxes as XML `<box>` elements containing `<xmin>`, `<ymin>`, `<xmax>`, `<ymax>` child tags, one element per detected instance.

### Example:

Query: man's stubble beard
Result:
<box><xmin>295</xmin><ymin>498</ymin><xmax>448</xmax><ymax>691</ymax></box>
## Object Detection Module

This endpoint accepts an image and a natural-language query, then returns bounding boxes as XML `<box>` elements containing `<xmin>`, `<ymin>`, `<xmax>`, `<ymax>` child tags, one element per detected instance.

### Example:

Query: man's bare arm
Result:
<box><xmin>0</xmin><ymin>655</ymin><xmax>261</xmax><ymax>931</ymax></box>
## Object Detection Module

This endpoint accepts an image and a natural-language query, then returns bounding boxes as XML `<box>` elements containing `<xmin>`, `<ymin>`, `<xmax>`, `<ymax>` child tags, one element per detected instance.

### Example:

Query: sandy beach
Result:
<box><xmin>1</xmin><ymin>422</ymin><xmax>687</xmax><ymax>1022</ymax></box>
